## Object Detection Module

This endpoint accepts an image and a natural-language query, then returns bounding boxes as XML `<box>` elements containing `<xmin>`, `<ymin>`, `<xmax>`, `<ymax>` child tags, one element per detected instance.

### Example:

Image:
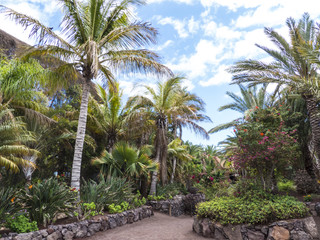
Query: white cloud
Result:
<box><xmin>157</xmin><ymin>16</ymin><xmax>189</xmax><ymax>38</ymax></box>
<box><xmin>188</xmin><ymin>16</ymin><xmax>199</xmax><ymax>34</ymax></box>
<box><xmin>152</xmin><ymin>40</ymin><xmax>174</xmax><ymax>51</ymax></box>
<box><xmin>147</xmin><ymin>0</ymin><xmax>193</xmax><ymax>4</ymax></box>
<box><xmin>200</xmin><ymin>65</ymin><xmax>232</xmax><ymax>86</ymax></box>
<box><xmin>167</xmin><ymin>39</ymin><xmax>225</xmax><ymax>79</ymax></box>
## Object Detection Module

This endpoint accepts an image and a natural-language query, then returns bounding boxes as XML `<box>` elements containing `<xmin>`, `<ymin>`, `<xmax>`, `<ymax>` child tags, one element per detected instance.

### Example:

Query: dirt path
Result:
<box><xmin>84</xmin><ymin>212</ymin><xmax>205</xmax><ymax>240</ymax></box>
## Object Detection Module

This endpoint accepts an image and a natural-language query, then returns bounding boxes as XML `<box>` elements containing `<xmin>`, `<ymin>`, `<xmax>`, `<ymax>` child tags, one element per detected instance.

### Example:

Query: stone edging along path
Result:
<box><xmin>0</xmin><ymin>206</ymin><xmax>153</xmax><ymax>240</ymax></box>
<box><xmin>193</xmin><ymin>216</ymin><xmax>319</xmax><ymax>240</ymax></box>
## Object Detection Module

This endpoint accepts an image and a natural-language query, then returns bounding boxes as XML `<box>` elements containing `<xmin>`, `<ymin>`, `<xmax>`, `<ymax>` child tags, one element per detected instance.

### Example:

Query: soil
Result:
<box><xmin>83</xmin><ymin>212</ymin><xmax>205</xmax><ymax>240</ymax></box>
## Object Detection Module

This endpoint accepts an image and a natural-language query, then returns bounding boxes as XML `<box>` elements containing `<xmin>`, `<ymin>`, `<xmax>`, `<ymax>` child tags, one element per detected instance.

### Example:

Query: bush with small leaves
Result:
<box><xmin>5</xmin><ymin>214</ymin><xmax>38</xmax><ymax>233</ymax></box>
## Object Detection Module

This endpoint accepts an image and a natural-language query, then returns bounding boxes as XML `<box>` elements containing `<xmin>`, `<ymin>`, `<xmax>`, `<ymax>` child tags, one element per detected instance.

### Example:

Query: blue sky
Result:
<box><xmin>1</xmin><ymin>0</ymin><xmax>320</xmax><ymax>146</ymax></box>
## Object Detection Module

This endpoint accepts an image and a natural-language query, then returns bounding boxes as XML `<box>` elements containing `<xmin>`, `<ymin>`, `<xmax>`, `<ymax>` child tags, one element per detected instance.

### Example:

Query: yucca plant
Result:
<box><xmin>81</xmin><ymin>177</ymin><xmax>134</xmax><ymax>212</ymax></box>
<box><xmin>18</xmin><ymin>177</ymin><xmax>76</xmax><ymax>227</ymax></box>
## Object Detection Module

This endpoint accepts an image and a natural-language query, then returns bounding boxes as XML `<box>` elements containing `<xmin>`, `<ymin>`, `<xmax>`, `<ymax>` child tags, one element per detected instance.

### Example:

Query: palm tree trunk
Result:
<box><xmin>160</xmin><ymin>127</ymin><xmax>168</xmax><ymax>185</ymax></box>
<box><xmin>149</xmin><ymin>139</ymin><xmax>161</xmax><ymax>195</ymax></box>
<box><xmin>170</xmin><ymin>157</ymin><xmax>176</xmax><ymax>184</ymax></box>
<box><xmin>71</xmin><ymin>81</ymin><xmax>90</xmax><ymax>191</ymax></box>
<box><xmin>304</xmin><ymin>95</ymin><xmax>320</xmax><ymax>177</ymax></box>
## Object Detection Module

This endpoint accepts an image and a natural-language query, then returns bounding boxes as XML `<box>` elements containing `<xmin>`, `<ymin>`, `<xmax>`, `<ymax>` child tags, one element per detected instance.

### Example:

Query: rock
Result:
<box><xmin>62</xmin><ymin>230</ymin><xmax>74</xmax><ymax>240</ymax></box>
<box><xmin>201</xmin><ymin>219</ymin><xmax>214</xmax><ymax>238</ymax></box>
<box><xmin>13</xmin><ymin>233</ymin><xmax>32</xmax><ymax>240</ymax></box>
<box><xmin>270</xmin><ymin>226</ymin><xmax>289</xmax><ymax>240</ymax></box>
<box><xmin>303</xmin><ymin>216</ymin><xmax>319</xmax><ymax>239</ymax></box>
<box><xmin>39</xmin><ymin>230</ymin><xmax>48</xmax><ymax>237</ymax></box>
<box><xmin>74</xmin><ymin>226</ymin><xmax>88</xmax><ymax>238</ymax></box>
<box><xmin>193</xmin><ymin>217</ymin><xmax>202</xmax><ymax>234</ymax></box>
<box><xmin>247</xmin><ymin>229</ymin><xmax>265</xmax><ymax>240</ymax></box>
<box><xmin>315</xmin><ymin>202</ymin><xmax>320</xmax><ymax>216</ymax></box>
<box><xmin>214</xmin><ymin>227</ymin><xmax>227</xmax><ymax>240</ymax></box>
<box><xmin>88</xmin><ymin>223</ymin><xmax>101</xmax><ymax>234</ymax></box>
<box><xmin>47</xmin><ymin>231</ymin><xmax>61</xmax><ymax>240</ymax></box>
<box><xmin>223</xmin><ymin>225</ymin><xmax>242</xmax><ymax>240</ymax></box>
<box><xmin>291</xmin><ymin>230</ymin><xmax>312</xmax><ymax>240</ymax></box>
<box><xmin>108</xmin><ymin>217</ymin><xmax>117</xmax><ymax>229</ymax></box>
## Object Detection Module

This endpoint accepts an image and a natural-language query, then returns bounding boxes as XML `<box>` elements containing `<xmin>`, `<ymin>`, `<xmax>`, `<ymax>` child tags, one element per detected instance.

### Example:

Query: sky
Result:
<box><xmin>1</xmin><ymin>0</ymin><xmax>320</xmax><ymax>147</ymax></box>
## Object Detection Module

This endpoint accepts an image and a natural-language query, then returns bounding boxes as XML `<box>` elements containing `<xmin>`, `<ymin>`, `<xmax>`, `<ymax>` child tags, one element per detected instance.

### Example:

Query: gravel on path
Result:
<box><xmin>83</xmin><ymin>212</ymin><xmax>205</xmax><ymax>240</ymax></box>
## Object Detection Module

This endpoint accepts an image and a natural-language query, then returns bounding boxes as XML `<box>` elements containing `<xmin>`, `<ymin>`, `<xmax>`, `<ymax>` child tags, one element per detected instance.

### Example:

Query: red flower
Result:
<box><xmin>260</xmin><ymin>133</ymin><xmax>264</xmax><ymax>136</ymax></box>
<box><xmin>61</xmin><ymin>173</ymin><xmax>65</xmax><ymax>177</ymax></box>
<box><xmin>196</xmin><ymin>180</ymin><xmax>200</xmax><ymax>183</ymax></box>
<box><xmin>255</xmin><ymin>106</ymin><xmax>259</xmax><ymax>109</ymax></box>
<box><xmin>209</xmin><ymin>177</ymin><xmax>214</xmax><ymax>181</ymax></box>
<box><xmin>191</xmin><ymin>175</ymin><xmax>195</xmax><ymax>179</ymax></box>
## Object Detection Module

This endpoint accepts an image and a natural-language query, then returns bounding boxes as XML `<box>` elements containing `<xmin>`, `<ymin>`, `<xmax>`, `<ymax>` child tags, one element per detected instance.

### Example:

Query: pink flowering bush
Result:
<box><xmin>231</xmin><ymin>108</ymin><xmax>299</xmax><ymax>191</ymax></box>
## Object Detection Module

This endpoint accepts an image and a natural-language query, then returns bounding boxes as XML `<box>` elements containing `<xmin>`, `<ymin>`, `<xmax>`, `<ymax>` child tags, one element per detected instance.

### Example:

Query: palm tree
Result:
<box><xmin>167</xmin><ymin>138</ymin><xmax>191</xmax><ymax>183</ymax></box>
<box><xmin>128</xmin><ymin>76</ymin><xmax>209</xmax><ymax>194</ymax></box>
<box><xmin>229</xmin><ymin>13</ymin><xmax>320</xmax><ymax>179</ymax></box>
<box><xmin>88</xmin><ymin>82</ymin><xmax>132</xmax><ymax>152</ymax></box>
<box><xmin>0</xmin><ymin>0</ymin><xmax>172</xmax><ymax>191</ymax></box>
<box><xmin>0</xmin><ymin>106</ymin><xmax>38</xmax><ymax>172</ymax></box>
<box><xmin>209</xmin><ymin>84</ymin><xmax>276</xmax><ymax>134</ymax></box>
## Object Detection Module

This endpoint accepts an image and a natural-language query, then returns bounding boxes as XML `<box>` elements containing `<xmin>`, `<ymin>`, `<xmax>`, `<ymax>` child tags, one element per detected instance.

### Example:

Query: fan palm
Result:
<box><xmin>209</xmin><ymin>84</ymin><xmax>276</xmax><ymax>134</ymax></box>
<box><xmin>229</xmin><ymin>13</ymin><xmax>320</xmax><ymax>176</ymax></box>
<box><xmin>0</xmin><ymin>0</ymin><xmax>172</xmax><ymax>190</ymax></box>
<box><xmin>92</xmin><ymin>142</ymin><xmax>157</xmax><ymax>180</ymax></box>
<box><xmin>128</xmin><ymin>76</ymin><xmax>209</xmax><ymax>194</ymax></box>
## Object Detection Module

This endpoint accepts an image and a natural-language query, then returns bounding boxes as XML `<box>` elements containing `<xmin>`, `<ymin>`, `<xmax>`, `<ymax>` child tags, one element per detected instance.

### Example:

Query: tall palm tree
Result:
<box><xmin>209</xmin><ymin>84</ymin><xmax>276</xmax><ymax>134</ymax></box>
<box><xmin>129</xmin><ymin>76</ymin><xmax>209</xmax><ymax>194</ymax></box>
<box><xmin>0</xmin><ymin>0</ymin><xmax>172</xmax><ymax>190</ymax></box>
<box><xmin>229</xmin><ymin>13</ymin><xmax>320</xmax><ymax>178</ymax></box>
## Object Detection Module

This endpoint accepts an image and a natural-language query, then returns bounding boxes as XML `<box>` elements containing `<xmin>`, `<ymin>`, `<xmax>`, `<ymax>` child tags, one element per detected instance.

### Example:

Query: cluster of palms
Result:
<box><xmin>210</xmin><ymin>13</ymin><xmax>320</xmax><ymax>181</ymax></box>
<box><xmin>0</xmin><ymin>0</ymin><xmax>210</xmax><ymax>195</ymax></box>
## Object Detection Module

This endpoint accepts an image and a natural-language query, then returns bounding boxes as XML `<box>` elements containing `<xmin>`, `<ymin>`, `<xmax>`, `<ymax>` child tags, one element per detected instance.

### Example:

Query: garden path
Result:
<box><xmin>83</xmin><ymin>212</ymin><xmax>205</xmax><ymax>240</ymax></box>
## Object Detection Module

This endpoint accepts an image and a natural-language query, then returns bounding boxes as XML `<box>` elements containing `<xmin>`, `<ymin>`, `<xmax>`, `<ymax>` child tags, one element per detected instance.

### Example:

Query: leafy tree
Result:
<box><xmin>0</xmin><ymin>0</ymin><xmax>171</xmax><ymax>191</ymax></box>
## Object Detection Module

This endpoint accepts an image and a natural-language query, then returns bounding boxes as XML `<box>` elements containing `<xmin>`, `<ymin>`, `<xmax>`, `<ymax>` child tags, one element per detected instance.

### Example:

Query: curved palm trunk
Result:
<box><xmin>71</xmin><ymin>81</ymin><xmax>90</xmax><ymax>191</ymax></box>
<box><xmin>304</xmin><ymin>95</ymin><xmax>320</xmax><ymax>179</ymax></box>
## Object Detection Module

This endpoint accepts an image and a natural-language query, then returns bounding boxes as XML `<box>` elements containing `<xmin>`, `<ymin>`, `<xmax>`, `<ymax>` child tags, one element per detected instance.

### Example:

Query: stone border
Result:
<box><xmin>147</xmin><ymin>193</ymin><xmax>205</xmax><ymax>217</ymax></box>
<box><xmin>1</xmin><ymin>206</ymin><xmax>153</xmax><ymax>240</ymax></box>
<box><xmin>193</xmin><ymin>216</ymin><xmax>319</xmax><ymax>239</ymax></box>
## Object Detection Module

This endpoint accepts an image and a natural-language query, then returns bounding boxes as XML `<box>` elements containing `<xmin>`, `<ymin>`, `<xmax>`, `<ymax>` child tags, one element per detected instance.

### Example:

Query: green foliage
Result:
<box><xmin>132</xmin><ymin>191</ymin><xmax>146</xmax><ymax>208</ymax></box>
<box><xmin>78</xmin><ymin>202</ymin><xmax>102</xmax><ymax>220</ymax></box>
<box><xmin>0</xmin><ymin>187</ymin><xmax>17</xmax><ymax>225</ymax></box>
<box><xmin>156</xmin><ymin>182</ymin><xmax>187</xmax><ymax>198</ymax></box>
<box><xmin>147</xmin><ymin>195</ymin><xmax>166</xmax><ymax>201</ymax></box>
<box><xmin>18</xmin><ymin>178</ymin><xmax>76</xmax><ymax>226</ymax></box>
<box><xmin>5</xmin><ymin>214</ymin><xmax>38</xmax><ymax>233</ymax></box>
<box><xmin>108</xmin><ymin>202</ymin><xmax>130</xmax><ymax>214</ymax></box>
<box><xmin>196</xmin><ymin>194</ymin><xmax>309</xmax><ymax>225</ymax></box>
<box><xmin>277</xmin><ymin>180</ymin><xmax>296</xmax><ymax>193</ymax></box>
<box><xmin>81</xmin><ymin>177</ymin><xmax>134</xmax><ymax>212</ymax></box>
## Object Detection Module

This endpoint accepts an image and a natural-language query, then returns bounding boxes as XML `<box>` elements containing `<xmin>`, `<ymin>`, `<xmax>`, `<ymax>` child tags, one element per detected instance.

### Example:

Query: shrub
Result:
<box><xmin>81</xmin><ymin>177</ymin><xmax>134</xmax><ymax>212</ymax></box>
<box><xmin>132</xmin><ymin>191</ymin><xmax>146</xmax><ymax>208</ymax></box>
<box><xmin>77</xmin><ymin>202</ymin><xmax>102</xmax><ymax>220</ymax></box>
<box><xmin>0</xmin><ymin>187</ymin><xmax>17</xmax><ymax>225</ymax></box>
<box><xmin>277</xmin><ymin>180</ymin><xmax>296</xmax><ymax>193</ymax></box>
<box><xmin>108</xmin><ymin>201</ymin><xmax>129</xmax><ymax>214</ymax></box>
<box><xmin>196</xmin><ymin>194</ymin><xmax>309</xmax><ymax>225</ymax></box>
<box><xmin>18</xmin><ymin>178</ymin><xmax>76</xmax><ymax>226</ymax></box>
<box><xmin>5</xmin><ymin>214</ymin><xmax>38</xmax><ymax>233</ymax></box>
<box><xmin>147</xmin><ymin>195</ymin><xmax>166</xmax><ymax>201</ymax></box>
